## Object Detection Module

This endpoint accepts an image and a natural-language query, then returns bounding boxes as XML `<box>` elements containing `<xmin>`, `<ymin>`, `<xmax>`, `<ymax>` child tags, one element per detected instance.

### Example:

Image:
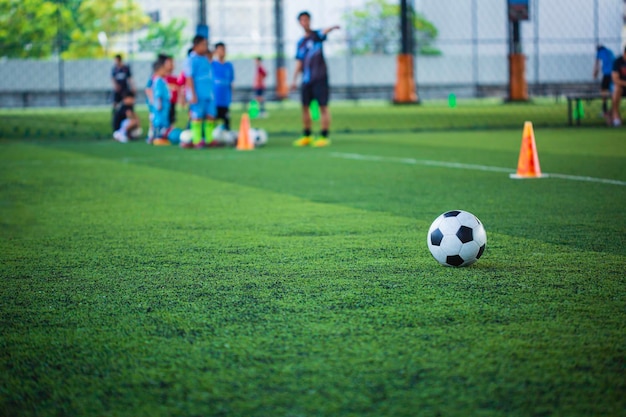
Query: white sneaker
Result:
<box><xmin>114</xmin><ymin>130</ymin><xmax>129</xmax><ymax>143</ymax></box>
<box><xmin>613</xmin><ymin>119</ymin><xmax>622</xmax><ymax>127</ymax></box>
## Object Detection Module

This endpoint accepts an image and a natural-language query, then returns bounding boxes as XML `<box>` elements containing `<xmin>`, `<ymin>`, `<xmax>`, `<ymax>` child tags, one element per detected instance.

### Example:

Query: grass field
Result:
<box><xmin>0</xmin><ymin>96</ymin><xmax>618</xmax><ymax>141</ymax></box>
<box><xmin>1</xmin><ymin>102</ymin><xmax>625</xmax><ymax>416</ymax></box>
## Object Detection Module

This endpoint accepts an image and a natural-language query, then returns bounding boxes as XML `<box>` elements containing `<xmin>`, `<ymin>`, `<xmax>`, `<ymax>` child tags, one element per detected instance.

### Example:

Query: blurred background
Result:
<box><xmin>0</xmin><ymin>0</ymin><xmax>624</xmax><ymax>132</ymax></box>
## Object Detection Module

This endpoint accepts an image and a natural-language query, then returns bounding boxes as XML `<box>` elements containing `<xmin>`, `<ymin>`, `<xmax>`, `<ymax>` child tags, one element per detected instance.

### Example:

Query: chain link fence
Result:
<box><xmin>0</xmin><ymin>0</ymin><xmax>624</xmax><ymax>129</ymax></box>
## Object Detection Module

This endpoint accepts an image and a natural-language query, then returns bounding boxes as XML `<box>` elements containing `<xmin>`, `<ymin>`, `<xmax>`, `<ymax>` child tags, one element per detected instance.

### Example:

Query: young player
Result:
<box><xmin>112</xmin><ymin>91</ymin><xmax>140</xmax><ymax>143</ymax></box>
<box><xmin>254</xmin><ymin>56</ymin><xmax>268</xmax><ymax>117</ymax></box>
<box><xmin>290</xmin><ymin>11</ymin><xmax>340</xmax><ymax>147</ymax></box>
<box><xmin>212</xmin><ymin>42</ymin><xmax>235</xmax><ymax>132</ymax></box>
<box><xmin>611</xmin><ymin>46</ymin><xmax>626</xmax><ymax>127</ymax></box>
<box><xmin>162</xmin><ymin>55</ymin><xmax>183</xmax><ymax>127</ymax></box>
<box><xmin>593</xmin><ymin>45</ymin><xmax>615</xmax><ymax>118</ymax></box>
<box><xmin>176</xmin><ymin>48</ymin><xmax>194</xmax><ymax>130</ymax></box>
<box><xmin>184</xmin><ymin>35</ymin><xmax>216</xmax><ymax>149</ymax></box>
<box><xmin>151</xmin><ymin>59</ymin><xmax>172</xmax><ymax>140</ymax></box>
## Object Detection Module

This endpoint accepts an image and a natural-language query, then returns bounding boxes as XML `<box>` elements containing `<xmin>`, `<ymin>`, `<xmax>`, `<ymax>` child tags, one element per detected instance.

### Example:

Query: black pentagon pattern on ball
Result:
<box><xmin>446</xmin><ymin>255</ymin><xmax>464</xmax><ymax>267</ymax></box>
<box><xmin>430</xmin><ymin>228</ymin><xmax>444</xmax><ymax>246</ymax></box>
<box><xmin>443</xmin><ymin>210</ymin><xmax>461</xmax><ymax>218</ymax></box>
<box><xmin>456</xmin><ymin>225</ymin><xmax>473</xmax><ymax>243</ymax></box>
<box><xmin>476</xmin><ymin>244</ymin><xmax>486</xmax><ymax>259</ymax></box>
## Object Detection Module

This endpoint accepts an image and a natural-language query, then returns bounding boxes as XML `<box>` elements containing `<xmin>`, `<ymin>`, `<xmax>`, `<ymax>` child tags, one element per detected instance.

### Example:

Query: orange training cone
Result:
<box><xmin>510</xmin><ymin>121</ymin><xmax>547</xmax><ymax>179</ymax></box>
<box><xmin>236</xmin><ymin>113</ymin><xmax>254</xmax><ymax>151</ymax></box>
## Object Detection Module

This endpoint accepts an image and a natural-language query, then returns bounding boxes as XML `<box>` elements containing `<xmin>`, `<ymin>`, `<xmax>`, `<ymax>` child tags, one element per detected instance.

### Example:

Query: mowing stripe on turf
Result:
<box><xmin>330</xmin><ymin>152</ymin><xmax>626</xmax><ymax>186</ymax></box>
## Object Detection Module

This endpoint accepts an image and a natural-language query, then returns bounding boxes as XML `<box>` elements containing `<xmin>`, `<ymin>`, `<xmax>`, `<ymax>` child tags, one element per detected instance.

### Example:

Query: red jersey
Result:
<box><xmin>166</xmin><ymin>75</ymin><xmax>183</xmax><ymax>104</ymax></box>
<box><xmin>254</xmin><ymin>65</ymin><xmax>267</xmax><ymax>89</ymax></box>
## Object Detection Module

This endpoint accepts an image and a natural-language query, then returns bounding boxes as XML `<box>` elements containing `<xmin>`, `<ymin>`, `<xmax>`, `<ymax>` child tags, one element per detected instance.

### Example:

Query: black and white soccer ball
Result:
<box><xmin>427</xmin><ymin>210</ymin><xmax>487</xmax><ymax>267</ymax></box>
<box><xmin>249</xmin><ymin>128</ymin><xmax>268</xmax><ymax>147</ymax></box>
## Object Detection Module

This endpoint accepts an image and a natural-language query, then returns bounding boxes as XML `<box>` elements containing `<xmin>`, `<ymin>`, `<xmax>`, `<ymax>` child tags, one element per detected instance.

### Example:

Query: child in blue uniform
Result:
<box><xmin>151</xmin><ymin>60</ymin><xmax>171</xmax><ymax>141</ymax></box>
<box><xmin>212</xmin><ymin>42</ymin><xmax>235</xmax><ymax>131</ymax></box>
<box><xmin>184</xmin><ymin>35</ymin><xmax>215</xmax><ymax>148</ymax></box>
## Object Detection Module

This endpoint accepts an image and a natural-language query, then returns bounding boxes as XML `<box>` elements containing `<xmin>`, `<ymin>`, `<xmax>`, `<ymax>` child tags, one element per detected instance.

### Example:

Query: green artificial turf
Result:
<box><xmin>1</xmin><ymin>105</ymin><xmax>625</xmax><ymax>417</ymax></box>
<box><xmin>0</xmin><ymin>97</ymin><xmax>619</xmax><ymax>142</ymax></box>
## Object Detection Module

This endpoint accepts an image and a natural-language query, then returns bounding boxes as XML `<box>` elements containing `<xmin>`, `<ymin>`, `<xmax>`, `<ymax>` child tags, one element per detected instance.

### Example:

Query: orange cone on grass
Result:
<box><xmin>236</xmin><ymin>113</ymin><xmax>254</xmax><ymax>151</ymax></box>
<box><xmin>510</xmin><ymin>121</ymin><xmax>546</xmax><ymax>179</ymax></box>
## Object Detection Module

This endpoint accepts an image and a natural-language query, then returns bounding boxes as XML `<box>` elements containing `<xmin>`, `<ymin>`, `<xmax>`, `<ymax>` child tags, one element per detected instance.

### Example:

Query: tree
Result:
<box><xmin>62</xmin><ymin>0</ymin><xmax>150</xmax><ymax>59</ymax></box>
<box><xmin>138</xmin><ymin>19</ymin><xmax>187</xmax><ymax>57</ymax></box>
<box><xmin>0</xmin><ymin>0</ymin><xmax>74</xmax><ymax>58</ymax></box>
<box><xmin>343</xmin><ymin>0</ymin><xmax>440</xmax><ymax>56</ymax></box>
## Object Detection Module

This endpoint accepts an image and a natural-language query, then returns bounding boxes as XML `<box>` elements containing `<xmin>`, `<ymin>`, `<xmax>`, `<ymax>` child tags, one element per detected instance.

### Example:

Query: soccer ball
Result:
<box><xmin>179</xmin><ymin>129</ymin><xmax>193</xmax><ymax>145</ymax></box>
<box><xmin>167</xmin><ymin>127</ymin><xmax>183</xmax><ymax>145</ymax></box>
<box><xmin>427</xmin><ymin>210</ymin><xmax>487</xmax><ymax>267</ymax></box>
<box><xmin>129</xmin><ymin>127</ymin><xmax>143</xmax><ymax>139</ymax></box>
<box><xmin>249</xmin><ymin>128</ymin><xmax>268</xmax><ymax>147</ymax></box>
<box><xmin>212</xmin><ymin>125</ymin><xmax>237</xmax><ymax>146</ymax></box>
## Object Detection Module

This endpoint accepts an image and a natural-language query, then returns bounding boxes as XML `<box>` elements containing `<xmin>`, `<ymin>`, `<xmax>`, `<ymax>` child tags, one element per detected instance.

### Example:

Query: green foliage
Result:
<box><xmin>343</xmin><ymin>0</ymin><xmax>441</xmax><ymax>55</ymax></box>
<box><xmin>0</xmin><ymin>106</ymin><xmax>625</xmax><ymax>416</ymax></box>
<box><xmin>0</xmin><ymin>0</ymin><xmax>74</xmax><ymax>58</ymax></box>
<box><xmin>62</xmin><ymin>0</ymin><xmax>150</xmax><ymax>59</ymax></box>
<box><xmin>0</xmin><ymin>0</ymin><xmax>150</xmax><ymax>59</ymax></box>
<box><xmin>138</xmin><ymin>18</ymin><xmax>187</xmax><ymax>57</ymax></box>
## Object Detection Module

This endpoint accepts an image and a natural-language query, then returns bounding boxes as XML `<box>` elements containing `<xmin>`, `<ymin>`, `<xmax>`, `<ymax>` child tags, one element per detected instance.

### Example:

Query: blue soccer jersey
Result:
<box><xmin>152</xmin><ymin>76</ymin><xmax>171</xmax><ymax>128</ymax></box>
<box><xmin>295</xmin><ymin>30</ymin><xmax>328</xmax><ymax>84</ymax></box>
<box><xmin>597</xmin><ymin>47</ymin><xmax>615</xmax><ymax>76</ymax></box>
<box><xmin>184</xmin><ymin>52</ymin><xmax>214</xmax><ymax>101</ymax></box>
<box><xmin>212</xmin><ymin>60</ymin><xmax>235</xmax><ymax>107</ymax></box>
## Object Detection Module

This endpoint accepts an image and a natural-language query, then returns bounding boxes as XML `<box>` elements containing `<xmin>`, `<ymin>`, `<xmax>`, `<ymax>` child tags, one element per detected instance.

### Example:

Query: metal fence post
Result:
<box><xmin>57</xmin><ymin>0</ymin><xmax>65</xmax><ymax>107</ymax></box>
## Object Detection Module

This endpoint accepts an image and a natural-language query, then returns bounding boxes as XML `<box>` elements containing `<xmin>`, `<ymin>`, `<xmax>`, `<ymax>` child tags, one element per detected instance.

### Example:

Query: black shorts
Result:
<box><xmin>113</xmin><ymin>86</ymin><xmax>131</xmax><ymax>105</ymax></box>
<box><xmin>216</xmin><ymin>106</ymin><xmax>231</xmax><ymax>129</ymax></box>
<box><xmin>301</xmin><ymin>78</ymin><xmax>329</xmax><ymax>107</ymax></box>
<box><xmin>254</xmin><ymin>88</ymin><xmax>265</xmax><ymax>97</ymax></box>
<box><xmin>113</xmin><ymin>91</ymin><xmax>123</xmax><ymax>105</ymax></box>
<box><xmin>216</xmin><ymin>106</ymin><xmax>230</xmax><ymax>121</ymax></box>
<box><xmin>169</xmin><ymin>104</ymin><xmax>176</xmax><ymax>124</ymax></box>
<box><xmin>601</xmin><ymin>75</ymin><xmax>612</xmax><ymax>91</ymax></box>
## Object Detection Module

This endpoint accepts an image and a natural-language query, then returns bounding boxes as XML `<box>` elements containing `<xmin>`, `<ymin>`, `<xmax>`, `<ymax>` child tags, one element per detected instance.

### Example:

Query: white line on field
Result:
<box><xmin>330</xmin><ymin>152</ymin><xmax>626</xmax><ymax>186</ymax></box>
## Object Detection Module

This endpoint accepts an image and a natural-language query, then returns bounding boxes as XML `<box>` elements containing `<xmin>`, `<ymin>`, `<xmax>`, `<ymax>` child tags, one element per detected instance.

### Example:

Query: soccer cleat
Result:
<box><xmin>293</xmin><ymin>136</ymin><xmax>312</xmax><ymax>147</ymax></box>
<box><xmin>311</xmin><ymin>138</ymin><xmax>331</xmax><ymax>147</ymax></box>
<box><xmin>613</xmin><ymin>118</ymin><xmax>622</xmax><ymax>127</ymax></box>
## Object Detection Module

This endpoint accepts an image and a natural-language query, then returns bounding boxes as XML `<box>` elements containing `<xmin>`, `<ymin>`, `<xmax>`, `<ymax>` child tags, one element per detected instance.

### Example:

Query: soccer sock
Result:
<box><xmin>191</xmin><ymin>120</ymin><xmax>203</xmax><ymax>145</ymax></box>
<box><xmin>204</xmin><ymin>120</ymin><xmax>215</xmax><ymax>143</ymax></box>
<box><xmin>120</xmin><ymin>119</ymin><xmax>130</xmax><ymax>133</ymax></box>
<box><xmin>260</xmin><ymin>101</ymin><xmax>265</xmax><ymax>112</ymax></box>
<box><xmin>304</xmin><ymin>128</ymin><xmax>312</xmax><ymax>137</ymax></box>
<box><xmin>321</xmin><ymin>129</ymin><xmax>329</xmax><ymax>138</ymax></box>
<box><xmin>602</xmin><ymin>101</ymin><xmax>608</xmax><ymax>113</ymax></box>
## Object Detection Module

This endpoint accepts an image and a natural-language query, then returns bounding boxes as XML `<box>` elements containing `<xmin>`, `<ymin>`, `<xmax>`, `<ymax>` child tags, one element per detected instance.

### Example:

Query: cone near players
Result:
<box><xmin>236</xmin><ymin>113</ymin><xmax>254</xmax><ymax>151</ymax></box>
<box><xmin>510</xmin><ymin>121</ymin><xmax>547</xmax><ymax>179</ymax></box>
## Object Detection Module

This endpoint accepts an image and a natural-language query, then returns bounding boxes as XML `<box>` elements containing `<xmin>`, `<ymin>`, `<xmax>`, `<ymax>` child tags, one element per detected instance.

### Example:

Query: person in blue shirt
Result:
<box><xmin>184</xmin><ymin>35</ymin><xmax>215</xmax><ymax>149</ymax></box>
<box><xmin>593</xmin><ymin>45</ymin><xmax>615</xmax><ymax>117</ymax></box>
<box><xmin>151</xmin><ymin>59</ymin><xmax>171</xmax><ymax>141</ymax></box>
<box><xmin>212</xmin><ymin>42</ymin><xmax>235</xmax><ymax>132</ymax></box>
<box><xmin>290</xmin><ymin>11</ymin><xmax>340</xmax><ymax>148</ymax></box>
